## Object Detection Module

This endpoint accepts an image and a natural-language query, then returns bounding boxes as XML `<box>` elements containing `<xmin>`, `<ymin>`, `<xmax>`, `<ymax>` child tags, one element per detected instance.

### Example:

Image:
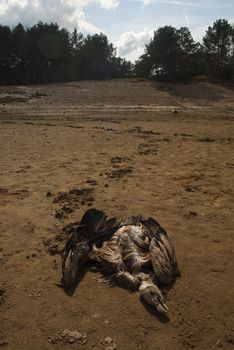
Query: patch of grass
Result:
<box><xmin>106</xmin><ymin>166</ymin><xmax>133</xmax><ymax>180</ymax></box>
<box><xmin>0</xmin><ymin>89</ymin><xmax>26</xmax><ymax>95</ymax></box>
<box><xmin>32</xmin><ymin>91</ymin><xmax>47</xmax><ymax>98</ymax></box>
<box><xmin>196</xmin><ymin>136</ymin><xmax>214</xmax><ymax>143</ymax></box>
<box><xmin>0</xmin><ymin>96</ymin><xmax>28</xmax><ymax>103</ymax></box>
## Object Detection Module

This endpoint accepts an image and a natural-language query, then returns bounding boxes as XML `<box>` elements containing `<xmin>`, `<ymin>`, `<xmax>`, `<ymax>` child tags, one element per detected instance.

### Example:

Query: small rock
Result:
<box><xmin>62</xmin><ymin>206</ymin><xmax>74</xmax><ymax>214</ymax></box>
<box><xmin>70</xmin><ymin>331</ymin><xmax>82</xmax><ymax>340</ymax></box>
<box><xmin>55</xmin><ymin>211</ymin><xmax>64</xmax><ymax>220</ymax></box>
<box><xmin>105</xmin><ymin>337</ymin><xmax>113</xmax><ymax>344</ymax></box>
<box><xmin>185</xmin><ymin>186</ymin><xmax>197</xmax><ymax>193</ymax></box>
<box><xmin>48</xmin><ymin>329</ymin><xmax>87</xmax><ymax>345</ymax></box>
<box><xmin>26</xmin><ymin>255</ymin><xmax>30</xmax><ymax>259</ymax></box>
<box><xmin>184</xmin><ymin>211</ymin><xmax>197</xmax><ymax>219</ymax></box>
<box><xmin>46</xmin><ymin>191</ymin><xmax>52</xmax><ymax>197</ymax></box>
<box><xmin>48</xmin><ymin>245</ymin><xmax>60</xmax><ymax>256</ymax></box>
<box><xmin>31</xmin><ymin>253</ymin><xmax>36</xmax><ymax>258</ymax></box>
<box><xmin>62</xmin><ymin>329</ymin><xmax>69</xmax><ymax>336</ymax></box>
<box><xmin>216</xmin><ymin>339</ymin><xmax>223</xmax><ymax>348</ymax></box>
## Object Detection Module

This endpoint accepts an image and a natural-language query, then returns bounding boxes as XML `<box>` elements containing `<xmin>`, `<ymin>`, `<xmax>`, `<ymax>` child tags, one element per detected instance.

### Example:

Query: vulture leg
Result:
<box><xmin>115</xmin><ymin>271</ymin><xmax>141</xmax><ymax>290</ymax></box>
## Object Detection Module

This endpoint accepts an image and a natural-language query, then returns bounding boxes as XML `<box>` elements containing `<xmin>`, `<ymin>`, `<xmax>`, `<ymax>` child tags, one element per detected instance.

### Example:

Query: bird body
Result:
<box><xmin>62</xmin><ymin>209</ymin><xmax>180</xmax><ymax>313</ymax></box>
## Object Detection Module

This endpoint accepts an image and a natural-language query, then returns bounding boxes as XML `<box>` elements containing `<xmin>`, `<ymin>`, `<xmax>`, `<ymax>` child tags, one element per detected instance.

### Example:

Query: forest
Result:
<box><xmin>0</xmin><ymin>19</ymin><xmax>233</xmax><ymax>85</ymax></box>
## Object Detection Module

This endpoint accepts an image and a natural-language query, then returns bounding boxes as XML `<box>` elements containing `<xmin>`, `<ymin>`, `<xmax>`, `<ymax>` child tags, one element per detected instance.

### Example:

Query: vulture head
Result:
<box><xmin>138</xmin><ymin>275</ymin><xmax>168</xmax><ymax>314</ymax></box>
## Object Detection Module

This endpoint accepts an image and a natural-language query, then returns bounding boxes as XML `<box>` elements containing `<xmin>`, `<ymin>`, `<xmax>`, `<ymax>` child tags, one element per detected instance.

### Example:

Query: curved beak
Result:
<box><xmin>153</xmin><ymin>296</ymin><xmax>169</xmax><ymax>314</ymax></box>
<box><xmin>156</xmin><ymin>302</ymin><xmax>169</xmax><ymax>314</ymax></box>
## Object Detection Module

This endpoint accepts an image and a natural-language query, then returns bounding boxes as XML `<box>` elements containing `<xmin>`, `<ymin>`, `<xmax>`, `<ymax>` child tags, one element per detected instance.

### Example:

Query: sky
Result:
<box><xmin>0</xmin><ymin>0</ymin><xmax>234</xmax><ymax>62</ymax></box>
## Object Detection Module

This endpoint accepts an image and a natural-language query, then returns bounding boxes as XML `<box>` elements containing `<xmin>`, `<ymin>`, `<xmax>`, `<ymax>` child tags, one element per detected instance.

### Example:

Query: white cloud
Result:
<box><xmin>98</xmin><ymin>0</ymin><xmax>120</xmax><ymax>10</ymax></box>
<box><xmin>66</xmin><ymin>0</ymin><xmax>120</xmax><ymax>10</ymax></box>
<box><xmin>0</xmin><ymin>0</ymin><xmax>119</xmax><ymax>33</ymax></box>
<box><xmin>142</xmin><ymin>0</ymin><xmax>152</xmax><ymax>5</ymax></box>
<box><xmin>139</xmin><ymin>0</ymin><xmax>200</xmax><ymax>7</ymax></box>
<box><xmin>116</xmin><ymin>28</ymin><xmax>153</xmax><ymax>62</ymax></box>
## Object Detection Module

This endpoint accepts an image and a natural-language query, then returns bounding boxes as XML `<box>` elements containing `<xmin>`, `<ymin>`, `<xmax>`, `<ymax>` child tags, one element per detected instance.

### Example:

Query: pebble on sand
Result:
<box><xmin>105</xmin><ymin>337</ymin><xmax>113</xmax><ymax>344</ymax></box>
<box><xmin>104</xmin><ymin>336</ymin><xmax>117</xmax><ymax>350</ymax></box>
<box><xmin>48</xmin><ymin>329</ymin><xmax>87</xmax><ymax>345</ymax></box>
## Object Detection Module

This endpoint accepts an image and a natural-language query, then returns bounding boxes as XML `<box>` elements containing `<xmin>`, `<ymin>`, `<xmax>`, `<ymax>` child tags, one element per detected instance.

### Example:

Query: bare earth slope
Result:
<box><xmin>0</xmin><ymin>79</ymin><xmax>234</xmax><ymax>349</ymax></box>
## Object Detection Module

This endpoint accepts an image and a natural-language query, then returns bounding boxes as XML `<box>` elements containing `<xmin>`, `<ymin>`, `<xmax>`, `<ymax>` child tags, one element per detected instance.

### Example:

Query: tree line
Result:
<box><xmin>0</xmin><ymin>19</ymin><xmax>233</xmax><ymax>85</ymax></box>
<box><xmin>135</xmin><ymin>19</ymin><xmax>234</xmax><ymax>81</ymax></box>
<box><xmin>0</xmin><ymin>22</ymin><xmax>133</xmax><ymax>85</ymax></box>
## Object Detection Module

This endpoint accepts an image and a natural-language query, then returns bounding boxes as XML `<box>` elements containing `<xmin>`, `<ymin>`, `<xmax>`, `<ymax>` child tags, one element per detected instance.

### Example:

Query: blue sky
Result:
<box><xmin>0</xmin><ymin>0</ymin><xmax>233</xmax><ymax>61</ymax></box>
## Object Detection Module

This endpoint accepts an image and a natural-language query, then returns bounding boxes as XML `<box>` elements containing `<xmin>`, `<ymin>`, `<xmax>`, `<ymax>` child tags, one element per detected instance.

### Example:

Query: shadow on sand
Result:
<box><xmin>151</xmin><ymin>79</ymin><xmax>224</xmax><ymax>102</ymax></box>
<box><xmin>56</xmin><ymin>263</ymin><xmax>179</xmax><ymax>323</ymax></box>
<box><xmin>58</xmin><ymin>263</ymin><xmax>95</xmax><ymax>297</ymax></box>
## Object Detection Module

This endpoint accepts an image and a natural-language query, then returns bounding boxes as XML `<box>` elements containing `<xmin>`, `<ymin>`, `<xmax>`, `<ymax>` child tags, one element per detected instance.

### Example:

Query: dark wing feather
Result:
<box><xmin>121</xmin><ymin>215</ymin><xmax>143</xmax><ymax>226</ymax></box>
<box><xmin>63</xmin><ymin>209</ymin><xmax>121</xmax><ymax>256</ymax></box>
<box><xmin>87</xmin><ymin>217</ymin><xmax>122</xmax><ymax>246</ymax></box>
<box><xmin>61</xmin><ymin>209</ymin><xmax>121</xmax><ymax>288</ymax></box>
<box><xmin>62</xmin><ymin>209</ymin><xmax>107</xmax><ymax>259</ymax></box>
<box><xmin>79</xmin><ymin>209</ymin><xmax>108</xmax><ymax>236</ymax></box>
<box><xmin>142</xmin><ymin>217</ymin><xmax>180</xmax><ymax>283</ymax></box>
<box><xmin>141</xmin><ymin>217</ymin><xmax>168</xmax><ymax>240</ymax></box>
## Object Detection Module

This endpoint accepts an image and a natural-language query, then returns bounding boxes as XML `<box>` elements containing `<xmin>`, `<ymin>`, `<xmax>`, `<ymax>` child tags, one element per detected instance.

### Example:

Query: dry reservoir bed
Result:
<box><xmin>0</xmin><ymin>79</ymin><xmax>234</xmax><ymax>350</ymax></box>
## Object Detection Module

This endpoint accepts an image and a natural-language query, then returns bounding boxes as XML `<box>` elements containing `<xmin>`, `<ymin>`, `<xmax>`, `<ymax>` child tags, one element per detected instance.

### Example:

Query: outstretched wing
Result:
<box><xmin>142</xmin><ymin>217</ymin><xmax>180</xmax><ymax>285</ymax></box>
<box><xmin>63</xmin><ymin>209</ymin><xmax>121</xmax><ymax>261</ymax></box>
<box><xmin>62</xmin><ymin>209</ymin><xmax>121</xmax><ymax>289</ymax></box>
<box><xmin>62</xmin><ymin>209</ymin><xmax>103</xmax><ymax>256</ymax></box>
<box><xmin>79</xmin><ymin>208</ymin><xmax>108</xmax><ymax>236</ymax></box>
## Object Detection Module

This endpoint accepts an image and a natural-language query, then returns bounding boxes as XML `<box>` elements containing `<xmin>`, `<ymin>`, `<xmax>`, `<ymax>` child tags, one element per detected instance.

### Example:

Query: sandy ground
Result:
<box><xmin>0</xmin><ymin>79</ymin><xmax>234</xmax><ymax>349</ymax></box>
